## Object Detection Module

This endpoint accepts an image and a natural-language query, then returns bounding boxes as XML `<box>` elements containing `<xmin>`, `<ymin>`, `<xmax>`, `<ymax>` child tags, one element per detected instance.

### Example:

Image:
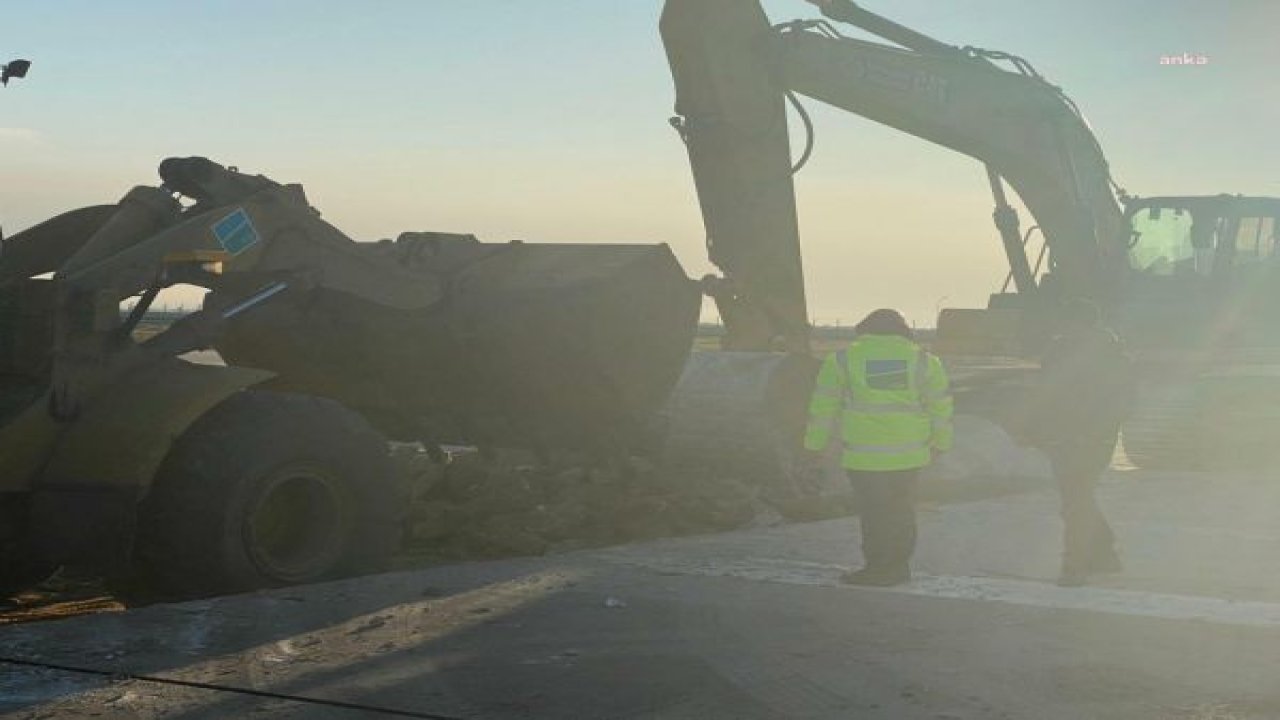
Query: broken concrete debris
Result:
<box><xmin>395</xmin><ymin>415</ymin><xmax>1049</xmax><ymax>562</ymax></box>
<box><xmin>398</xmin><ymin>447</ymin><xmax>782</xmax><ymax>560</ymax></box>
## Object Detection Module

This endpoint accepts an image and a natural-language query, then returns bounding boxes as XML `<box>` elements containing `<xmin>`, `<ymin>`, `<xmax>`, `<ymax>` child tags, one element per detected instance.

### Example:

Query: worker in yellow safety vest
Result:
<box><xmin>803</xmin><ymin>308</ymin><xmax>953</xmax><ymax>586</ymax></box>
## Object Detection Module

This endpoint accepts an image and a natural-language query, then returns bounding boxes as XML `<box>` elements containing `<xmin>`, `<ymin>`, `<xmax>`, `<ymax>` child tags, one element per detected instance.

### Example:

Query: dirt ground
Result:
<box><xmin>1</xmin><ymin>411</ymin><xmax>1043</xmax><ymax>626</ymax></box>
<box><xmin>3</xmin><ymin>459</ymin><xmax>1279</xmax><ymax>719</ymax></box>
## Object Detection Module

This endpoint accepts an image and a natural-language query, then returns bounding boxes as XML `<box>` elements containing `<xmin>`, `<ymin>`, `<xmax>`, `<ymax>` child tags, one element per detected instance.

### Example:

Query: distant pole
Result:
<box><xmin>933</xmin><ymin>296</ymin><xmax>950</xmax><ymax>326</ymax></box>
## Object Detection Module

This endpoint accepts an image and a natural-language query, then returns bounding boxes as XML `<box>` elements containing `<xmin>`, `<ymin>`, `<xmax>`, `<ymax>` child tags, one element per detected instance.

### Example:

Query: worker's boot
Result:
<box><xmin>1058</xmin><ymin>551</ymin><xmax>1121</xmax><ymax>587</ymax></box>
<box><xmin>1057</xmin><ymin>548</ymin><xmax>1090</xmax><ymax>586</ymax></box>
<box><xmin>840</xmin><ymin>566</ymin><xmax>910</xmax><ymax>587</ymax></box>
<box><xmin>1056</xmin><ymin>568</ymin><xmax>1088</xmax><ymax>587</ymax></box>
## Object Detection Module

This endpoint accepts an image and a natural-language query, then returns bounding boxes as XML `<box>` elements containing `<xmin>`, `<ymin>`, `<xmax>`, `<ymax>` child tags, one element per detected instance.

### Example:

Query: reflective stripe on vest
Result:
<box><xmin>847</xmin><ymin>402</ymin><xmax>926</xmax><ymax>414</ymax></box>
<box><xmin>844</xmin><ymin>440</ymin><xmax>931</xmax><ymax>454</ymax></box>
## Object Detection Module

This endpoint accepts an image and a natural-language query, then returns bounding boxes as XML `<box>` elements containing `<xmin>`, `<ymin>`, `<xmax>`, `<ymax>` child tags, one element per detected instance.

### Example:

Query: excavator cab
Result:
<box><xmin>1119</xmin><ymin>196</ymin><xmax>1280</xmax><ymax>350</ymax></box>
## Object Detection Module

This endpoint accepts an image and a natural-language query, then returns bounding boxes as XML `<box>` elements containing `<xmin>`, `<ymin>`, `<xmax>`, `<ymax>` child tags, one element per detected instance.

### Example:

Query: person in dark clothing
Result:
<box><xmin>1033</xmin><ymin>298</ymin><xmax>1135</xmax><ymax>586</ymax></box>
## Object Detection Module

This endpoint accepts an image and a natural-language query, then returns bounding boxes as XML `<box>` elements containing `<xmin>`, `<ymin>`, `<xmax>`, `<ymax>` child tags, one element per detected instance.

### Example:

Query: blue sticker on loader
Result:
<box><xmin>212</xmin><ymin>208</ymin><xmax>260</xmax><ymax>256</ymax></box>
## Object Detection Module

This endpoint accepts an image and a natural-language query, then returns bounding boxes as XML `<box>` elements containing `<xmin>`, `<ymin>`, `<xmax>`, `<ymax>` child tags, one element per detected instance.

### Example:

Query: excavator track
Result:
<box><xmin>1120</xmin><ymin>384</ymin><xmax>1200</xmax><ymax>471</ymax></box>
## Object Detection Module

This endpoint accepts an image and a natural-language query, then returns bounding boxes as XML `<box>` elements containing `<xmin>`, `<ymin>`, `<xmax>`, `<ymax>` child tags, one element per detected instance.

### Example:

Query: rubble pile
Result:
<box><xmin>393</xmin><ymin>448</ymin><xmax>786</xmax><ymax>561</ymax></box>
<box><xmin>391</xmin><ymin>414</ymin><xmax>1049</xmax><ymax>563</ymax></box>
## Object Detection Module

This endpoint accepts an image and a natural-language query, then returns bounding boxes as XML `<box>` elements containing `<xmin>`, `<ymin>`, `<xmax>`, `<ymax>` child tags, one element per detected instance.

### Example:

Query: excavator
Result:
<box><xmin>660</xmin><ymin>0</ymin><xmax>1280</xmax><ymax>469</ymax></box>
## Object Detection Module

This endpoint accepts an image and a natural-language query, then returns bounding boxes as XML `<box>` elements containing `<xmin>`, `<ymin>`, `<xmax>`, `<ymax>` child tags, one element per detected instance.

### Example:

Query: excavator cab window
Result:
<box><xmin>1128</xmin><ymin>207</ymin><xmax>1202</xmax><ymax>277</ymax></box>
<box><xmin>1121</xmin><ymin>204</ymin><xmax>1245</xmax><ymax>348</ymax></box>
<box><xmin>1228</xmin><ymin>216</ymin><xmax>1278</xmax><ymax>267</ymax></box>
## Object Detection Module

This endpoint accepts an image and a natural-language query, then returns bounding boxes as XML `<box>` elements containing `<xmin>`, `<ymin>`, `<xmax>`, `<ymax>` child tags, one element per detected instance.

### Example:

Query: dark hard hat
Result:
<box><xmin>855</xmin><ymin>308</ymin><xmax>912</xmax><ymax>338</ymax></box>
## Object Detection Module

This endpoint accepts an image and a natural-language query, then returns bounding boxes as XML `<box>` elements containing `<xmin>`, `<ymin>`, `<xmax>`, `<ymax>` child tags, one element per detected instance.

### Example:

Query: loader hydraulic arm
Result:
<box><xmin>663</xmin><ymin>0</ymin><xmax>1132</xmax><ymax>340</ymax></box>
<box><xmin>45</xmin><ymin>158</ymin><xmax>444</xmax><ymax>418</ymax></box>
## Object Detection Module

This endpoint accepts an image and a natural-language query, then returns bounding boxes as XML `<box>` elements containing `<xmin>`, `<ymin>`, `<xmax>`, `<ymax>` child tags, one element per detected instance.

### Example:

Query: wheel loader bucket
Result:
<box><xmin>216</xmin><ymin>242</ymin><xmax>703</xmax><ymax>455</ymax></box>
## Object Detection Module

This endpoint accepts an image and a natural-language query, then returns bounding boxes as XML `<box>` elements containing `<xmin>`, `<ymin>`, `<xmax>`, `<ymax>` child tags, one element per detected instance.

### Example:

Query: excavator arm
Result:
<box><xmin>661</xmin><ymin>0</ymin><xmax>810</xmax><ymax>353</ymax></box>
<box><xmin>662</xmin><ymin>0</ymin><xmax>1133</xmax><ymax>346</ymax></box>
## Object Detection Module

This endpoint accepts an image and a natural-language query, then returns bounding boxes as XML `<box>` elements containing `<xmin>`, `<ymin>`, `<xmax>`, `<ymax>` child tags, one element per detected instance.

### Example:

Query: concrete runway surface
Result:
<box><xmin>3</xmin><ymin>467</ymin><xmax>1280</xmax><ymax>719</ymax></box>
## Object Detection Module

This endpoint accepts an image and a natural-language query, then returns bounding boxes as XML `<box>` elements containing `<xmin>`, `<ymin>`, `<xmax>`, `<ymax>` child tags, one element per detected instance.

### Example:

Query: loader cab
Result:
<box><xmin>1120</xmin><ymin>195</ymin><xmax>1280</xmax><ymax>349</ymax></box>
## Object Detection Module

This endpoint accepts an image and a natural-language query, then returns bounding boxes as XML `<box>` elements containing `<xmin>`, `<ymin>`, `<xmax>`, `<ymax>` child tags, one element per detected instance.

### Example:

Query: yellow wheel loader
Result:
<box><xmin>0</xmin><ymin>157</ymin><xmax>700</xmax><ymax>596</ymax></box>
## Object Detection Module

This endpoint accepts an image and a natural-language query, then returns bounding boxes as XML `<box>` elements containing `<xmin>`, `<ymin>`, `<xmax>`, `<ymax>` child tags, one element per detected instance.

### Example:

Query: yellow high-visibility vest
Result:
<box><xmin>803</xmin><ymin>334</ymin><xmax>953</xmax><ymax>471</ymax></box>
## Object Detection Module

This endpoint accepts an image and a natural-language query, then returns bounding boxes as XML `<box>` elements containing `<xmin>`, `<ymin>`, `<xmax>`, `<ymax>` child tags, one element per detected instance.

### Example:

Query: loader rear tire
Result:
<box><xmin>134</xmin><ymin>391</ymin><xmax>401</xmax><ymax>597</ymax></box>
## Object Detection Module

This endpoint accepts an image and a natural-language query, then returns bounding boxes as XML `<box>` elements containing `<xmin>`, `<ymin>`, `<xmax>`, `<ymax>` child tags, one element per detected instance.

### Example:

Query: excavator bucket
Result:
<box><xmin>658</xmin><ymin>0</ymin><xmax>822</xmax><ymax>488</ymax></box>
<box><xmin>660</xmin><ymin>350</ymin><xmax>819</xmax><ymax>491</ymax></box>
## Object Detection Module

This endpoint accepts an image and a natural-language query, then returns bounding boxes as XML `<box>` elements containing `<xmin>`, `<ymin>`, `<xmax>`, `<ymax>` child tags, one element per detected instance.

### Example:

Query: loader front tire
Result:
<box><xmin>135</xmin><ymin>391</ymin><xmax>401</xmax><ymax>597</ymax></box>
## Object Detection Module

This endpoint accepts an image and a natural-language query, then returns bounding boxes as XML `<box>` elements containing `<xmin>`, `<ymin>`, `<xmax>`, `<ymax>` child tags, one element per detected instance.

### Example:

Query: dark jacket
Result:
<box><xmin>1032</xmin><ymin>325</ymin><xmax>1136</xmax><ymax>447</ymax></box>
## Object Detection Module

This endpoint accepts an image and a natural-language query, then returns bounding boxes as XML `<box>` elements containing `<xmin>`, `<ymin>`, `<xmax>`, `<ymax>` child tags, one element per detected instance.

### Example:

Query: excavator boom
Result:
<box><xmin>662</xmin><ymin>0</ymin><xmax>1132</xmax><ymax>341</ymax></box>
<box><xmin>774</xmin><ymin>14</ymin><xmax>1129</xmax><ymax>302</ymax></box>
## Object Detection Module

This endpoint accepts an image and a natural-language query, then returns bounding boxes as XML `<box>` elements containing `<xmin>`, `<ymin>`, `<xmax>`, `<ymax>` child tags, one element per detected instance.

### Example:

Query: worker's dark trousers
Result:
<box><xmin>1048</xmin><ymin>435</ymin><xmax>1119</xmax><ymax>573</ymax></box>
<box><xmin>847</xmin><ymin>469</ymin><xmax>920</xmax><ymax>573</ymax></box>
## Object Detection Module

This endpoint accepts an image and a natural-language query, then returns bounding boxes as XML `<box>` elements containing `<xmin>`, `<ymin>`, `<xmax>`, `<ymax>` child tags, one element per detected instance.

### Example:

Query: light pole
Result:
<box><xmin>2</xmin><ymin>58</ymin><xmax>31</xmax><ymax>86</ymax></box>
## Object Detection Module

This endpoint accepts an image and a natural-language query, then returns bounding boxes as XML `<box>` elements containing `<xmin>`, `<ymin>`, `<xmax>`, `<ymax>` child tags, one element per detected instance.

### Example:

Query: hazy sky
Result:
<box><xmin>3</xmin><ymin>1</ymin><xmax>1276</xmax><ymax>324</ymax></box>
